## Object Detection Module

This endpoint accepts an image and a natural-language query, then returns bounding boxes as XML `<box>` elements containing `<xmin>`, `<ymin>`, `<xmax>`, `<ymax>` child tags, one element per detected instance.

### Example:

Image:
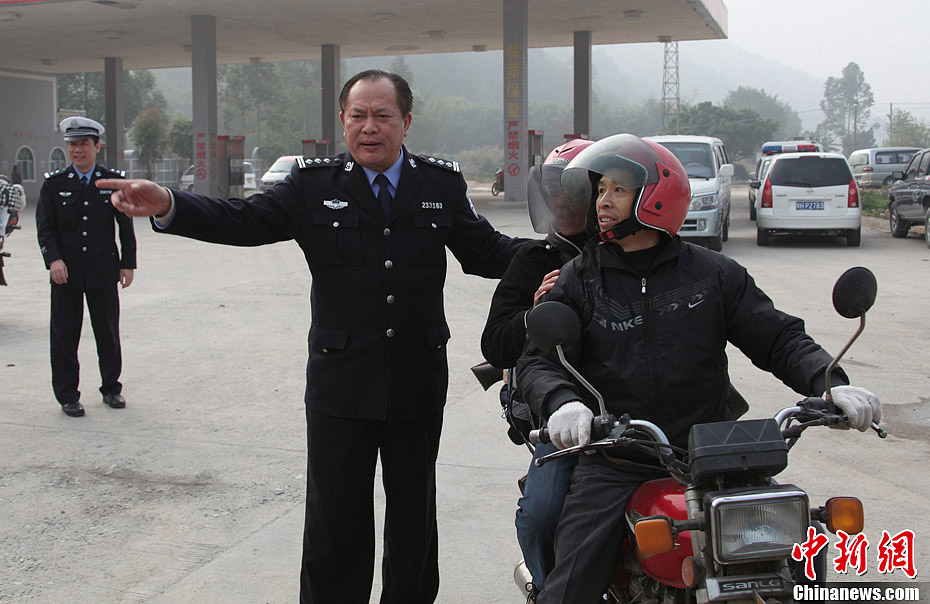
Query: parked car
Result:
<box><xmin>887</xmin><ymin>147</ymin><xmax>930</xmax><ymax>245</ymax></box>
<box><xmin>261</xmin><ymin>155</ymin><xmax>300</xmax><ymax>188</ymax></box>
<box><xmin>849</xmin><ymin>147</ymin><xmax>920</xmax><ymax>188</ymax></box>
<box><xmin>645</xmin><ymin>135</ymin><xmax>734</xmax><ymax>251</ymax></box>
<box><xmin>748</xmin><ymin>155</ymin><xmax>774</xmax><ymax>221</ymax></box>
<box><xmin>179</xmin><ymin>162</ymin><xmax>257</xmax><ymax>192</ymax></box>
<box><xmin>751</xmin><ymin>152</ymin><xmax>861</xmax><ymax>246</ymax></box>
<box><xmin>749</xmin><ymin>140</ymin><xmax>824</xmax><ymax>221</ymax></box>
<box><xmin>178</xmin><ymin>165</ymin><xmax>195</xmax><ymax>192</ymax></box>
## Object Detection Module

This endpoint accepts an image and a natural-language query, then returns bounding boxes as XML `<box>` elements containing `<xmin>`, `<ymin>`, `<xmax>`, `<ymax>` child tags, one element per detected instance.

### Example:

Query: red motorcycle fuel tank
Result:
<box><xmin>626</xmin><ymin>477</ymin><xmax>692</xmax><ymax>588</ymax></box>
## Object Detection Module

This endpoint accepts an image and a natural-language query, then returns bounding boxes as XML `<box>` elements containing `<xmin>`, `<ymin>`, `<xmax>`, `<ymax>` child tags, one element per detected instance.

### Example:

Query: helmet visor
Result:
<box><xmin>527</xmin><ymin>163</ymin><xmax>588</xmax><ymax>235</ymax></box>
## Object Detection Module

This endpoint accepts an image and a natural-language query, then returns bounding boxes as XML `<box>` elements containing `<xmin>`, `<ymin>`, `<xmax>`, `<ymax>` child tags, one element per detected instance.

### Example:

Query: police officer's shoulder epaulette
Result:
<box><xmin>296</xmin><ymin>156</ymin><xmax>342</xmax><ymax>169</ymax></box>
<box><xmin>97</xmin><ymin>165</ymin><xmax>126</xmax><ymax>177</ymax></box>
<box><xmin>44</xmin><ymin>168</ymin><xmax>66</xmax><ymax>179</ymax></box>
<box><xmin>417</xmin><ymin>154</ymin><xmax>460</xmax><ymax>172</ymax></box>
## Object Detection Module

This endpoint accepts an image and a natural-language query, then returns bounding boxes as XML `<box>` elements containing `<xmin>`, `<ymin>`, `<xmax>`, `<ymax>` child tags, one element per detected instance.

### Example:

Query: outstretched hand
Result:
<box><xmin>97</xmin><ymin>179</ymin><xmax>171</xmax><ymax>218</ymax></box>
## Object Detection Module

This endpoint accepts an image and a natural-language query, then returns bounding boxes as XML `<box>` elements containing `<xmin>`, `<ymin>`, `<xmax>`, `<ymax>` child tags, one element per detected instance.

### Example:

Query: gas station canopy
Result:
<box><xmin>0</xmin><ymin>0</ymin><xmax>726</xmax><ymax>73</ymax></box>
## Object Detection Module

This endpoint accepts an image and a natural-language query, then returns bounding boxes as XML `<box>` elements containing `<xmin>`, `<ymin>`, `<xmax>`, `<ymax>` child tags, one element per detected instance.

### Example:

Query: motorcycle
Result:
<box><xmin>492</xmin><ymin>169</ymin><xmax>504</xmax><ymax>196</ymax></box>
<box><xmin>0</xmin><ymin>176</ymin><xmax>27</xmax><ymax>286</ymax></box>
<box><xmin>518</xmin><ymin>266</ymin><xmax>885</xmax><ymax>604</ymax></box>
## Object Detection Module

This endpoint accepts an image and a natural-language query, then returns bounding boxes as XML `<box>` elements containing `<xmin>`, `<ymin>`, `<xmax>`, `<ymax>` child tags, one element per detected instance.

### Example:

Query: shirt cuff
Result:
<box><xmin>153</xmin><ymin>188</ymin><xmax>177</xmax><ymax>228</ymax></box>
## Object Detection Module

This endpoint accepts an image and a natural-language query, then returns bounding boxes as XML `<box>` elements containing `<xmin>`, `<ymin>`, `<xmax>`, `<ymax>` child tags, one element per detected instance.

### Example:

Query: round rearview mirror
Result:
<box><xmin>832</xmin><ymin>267</ymin><xmax>877</xmax><ymax>319</ymax></box>
<box><xmin>525</xmin><ymin>301</ymin><xmax>581</xmax><ymax>352</ymax></box>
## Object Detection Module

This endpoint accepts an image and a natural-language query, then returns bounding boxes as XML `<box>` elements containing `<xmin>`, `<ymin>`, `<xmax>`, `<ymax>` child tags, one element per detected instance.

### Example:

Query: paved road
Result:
<box><xmin>1</xmin><ymin>185</ymin><xmax>927</xmax><ymax>602</ymax></box>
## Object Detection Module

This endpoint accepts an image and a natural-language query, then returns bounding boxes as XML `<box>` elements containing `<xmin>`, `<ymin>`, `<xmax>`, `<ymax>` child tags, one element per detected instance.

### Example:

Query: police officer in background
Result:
<box><xmin>98</xmin><ymin>70</ymin><xmax>525</xmax><ymax>604</ymax></box>
<box><xmin>36</xmin><ymin>117</ymin><xmax>136</xmax><ymax>417</ymax></box>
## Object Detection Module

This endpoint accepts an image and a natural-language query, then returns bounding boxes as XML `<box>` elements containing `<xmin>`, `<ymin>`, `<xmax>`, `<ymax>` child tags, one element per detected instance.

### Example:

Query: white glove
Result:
<box><xmin>547</xmin><ymin>401</ymin><xmax>593</xmax><ymax>449</ymax></box>
<box><xmin>828</xmin><ymin>386</ymin><xmax>882</xmax><ymax>432</ymax></box>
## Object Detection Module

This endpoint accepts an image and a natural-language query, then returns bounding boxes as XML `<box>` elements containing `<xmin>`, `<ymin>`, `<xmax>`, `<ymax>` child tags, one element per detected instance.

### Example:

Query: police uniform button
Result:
<box><xmin>82</xmin><ymin>231</ymin><xmax>88</xmax><ymax>236</ymax></box>
<box><xmin>84</xmin><ymin>201</ymin><xmax>89</xmax><ymax>206</ymax></box>
<box><xmin>83</xmin><ymin>216</ymin><xmax>88</xmax><ymax>221</ymax></box>
<box><xmin>386</xmin><ymin>329</ymin><xmax>395</xmax><ymax>338</ymax></box>
<box><xmin>387</xmin><ymin>295</ymin><xmax>395</xmax><ymax>304</ymax></box>
<box><xmin>385</xmin><ymin>260</ymin><xmax>393</xmax><ymax>269</ymax></box>
<box><xmin>431</xmin><ymin>222</ymin><xmax>437</xmax><ymax>229</ymax></box>
<box><xmin>333</xmin><ymin>221</ymin><xmax>339</xmax><ymax>228</ymax></box>
<box><xmin>82</xmin><ymin>247</ymin><xmax>87</xmax><ymax>252</ymax></box>
<box><xmin>383</xmin><ymin>228</ymin><xmax>391</xmax><ymax>236</ymax></box>
<box><xmin>322</xmin><ymin>348</ymin><xmax>329</xmax><ymax>354</ymax></box>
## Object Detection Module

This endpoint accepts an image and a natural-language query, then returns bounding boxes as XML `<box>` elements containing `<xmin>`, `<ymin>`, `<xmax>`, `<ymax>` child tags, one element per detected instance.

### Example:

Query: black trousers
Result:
<box><xmin>300</xmin><ymin>408</ymin><xmax>443</xmax><ymax>604</ymax></box>
<box><xmin>537</xmin><ymin>458</ymin><xmax>664</xmax><ymax>604</ymax></box>
<box><xmin>50</xmin><ymin>284</ymin><xmax>122</xmax><ymax>405</ymax></box>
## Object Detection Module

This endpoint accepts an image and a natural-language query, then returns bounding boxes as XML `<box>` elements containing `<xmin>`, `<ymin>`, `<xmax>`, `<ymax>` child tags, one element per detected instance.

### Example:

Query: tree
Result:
<box><xmin>665</xmin><ymin>101</ymin><xmax>777</xmax><ymax>162</ymax></box>
<box><xmin>133</xmin><ymin>107</ymin><xmax>168</xmax><ymax>179</ymax></box>
<box><xmin>885</xmin><ymin>108</ymin><xmax>930</xmax><ymax>148</ymax></box>
<box><xmin>124</xmin><ymin>70</ymin><xmax>168</xmax><ymax>128</ymax></box>
<box><xmin>389</xmin><ymin>56</ymin><xmax>415</xmax><ymax>89</ymax></box>
<box><xmin>723</xmin><ymin>86</ymin><xmax>801</xmax><ymax>141</ymax></box>
<box><xmin>169</xmin><ymin>111</ymin><xmax>193</xmax><ymax>163</ymax></box>
<box><xmin>819</xmin><ymin>62</ymin><xmax>877</xmax><ymax>155</ymax></box>
<box><xmin>56</xmin><ymin>69</ymin><xmax>168</xmax><ymax>129</ymax></box>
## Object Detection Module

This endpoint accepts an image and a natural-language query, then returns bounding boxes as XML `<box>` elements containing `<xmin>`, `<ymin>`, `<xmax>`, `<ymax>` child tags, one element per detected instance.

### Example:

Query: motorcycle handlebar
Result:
<box><xmin>528</xmin><ymin>413</ymin><xmax>618</xmax><ymax>446</ymax></box>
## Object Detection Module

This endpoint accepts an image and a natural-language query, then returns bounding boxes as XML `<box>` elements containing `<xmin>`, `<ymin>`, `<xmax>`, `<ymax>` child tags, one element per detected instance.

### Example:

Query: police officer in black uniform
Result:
<box><xmin>36</xmin><ymin>117</ymin><xmax>136</xmax><ymax>417</ymax></box>
<box><xmin>98</xmin><ymin>70</ymin><xmax>525</xmax><ymax>604</ymax></box>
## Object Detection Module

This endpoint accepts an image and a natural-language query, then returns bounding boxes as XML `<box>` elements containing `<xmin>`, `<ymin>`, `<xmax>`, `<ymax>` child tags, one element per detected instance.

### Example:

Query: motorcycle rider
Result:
<box><xmin>515</xmin><ymin>134</ymin><xmax>882</xmax><ymax>604</ymax></box>
<box><xmin>480</xmin><ymin>139</ymin><xmax>594</xmax><ymax>598</ymax></box>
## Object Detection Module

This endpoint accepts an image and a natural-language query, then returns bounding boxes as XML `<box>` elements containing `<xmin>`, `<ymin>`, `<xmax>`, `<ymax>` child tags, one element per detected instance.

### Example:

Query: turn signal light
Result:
<box><xmin>824</xmin><ymin>497</ymin><xmax>864</xmax><ymax>534</ymax></box>
<box><xmin>634</xmin><ymin>518</ymin><xmax>675</xmax><ymax>556</ymax></box>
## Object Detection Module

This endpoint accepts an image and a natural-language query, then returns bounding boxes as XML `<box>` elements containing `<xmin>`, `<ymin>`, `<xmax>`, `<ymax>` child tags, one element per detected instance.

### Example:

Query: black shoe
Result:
<box><xmin>62</xmin><ymin>401</ymin><xmax>85</xmax><ymax>417</ymax></box>
<box><xmin>103</xmin><ymin>393</ymin><xmax>126</xmax><ymax>409</ymax></box>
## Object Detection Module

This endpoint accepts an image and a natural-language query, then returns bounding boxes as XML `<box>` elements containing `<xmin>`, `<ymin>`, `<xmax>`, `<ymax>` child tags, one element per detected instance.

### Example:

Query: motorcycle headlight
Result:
<box><xmin>690</xmin><ymin>193</ymin><xmax>718</xmax><ymax>211</ymax></box>
<box><xmin>706</xmin><ymin>486</ymin><xmax>809</xmax><ymax>564</ymax></box>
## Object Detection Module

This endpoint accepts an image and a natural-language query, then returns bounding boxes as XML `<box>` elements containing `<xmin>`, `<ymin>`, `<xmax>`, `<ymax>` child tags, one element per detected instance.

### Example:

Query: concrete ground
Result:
<box><xmin>2</xmin><ymin>184</ymin><xmax>928</xmax><ymax>602</ymax></box>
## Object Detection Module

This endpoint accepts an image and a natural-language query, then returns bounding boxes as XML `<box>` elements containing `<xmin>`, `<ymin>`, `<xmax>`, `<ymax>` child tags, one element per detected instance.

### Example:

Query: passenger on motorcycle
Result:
<box><xmin>515</xmin><ymin>134</ymin><xmax>881</xmax><ymax>604</ymax></box>
<box><xmin>481</xmin><ymin>139</ymin><xmax>594</xmax><ymax>597</ymax></box>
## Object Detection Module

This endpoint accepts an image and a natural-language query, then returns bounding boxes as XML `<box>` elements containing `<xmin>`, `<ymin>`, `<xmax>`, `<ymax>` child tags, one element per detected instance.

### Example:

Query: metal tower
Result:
<box><xmin>660</xmin><ymin>39</ymin><xmax>680</xmax><ymax>133</ymax></box>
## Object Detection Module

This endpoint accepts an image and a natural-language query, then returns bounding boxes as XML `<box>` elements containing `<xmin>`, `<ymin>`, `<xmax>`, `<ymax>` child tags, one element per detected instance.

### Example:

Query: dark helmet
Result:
<box><xmin>526</xmin><ymin>138</ymin><xmax>595</xmax><ymax>235</ymax></box>
<box><xmin>559</xmin><ymin>134</ymin><xmax>691</xmax><ymax>239</ymax></box>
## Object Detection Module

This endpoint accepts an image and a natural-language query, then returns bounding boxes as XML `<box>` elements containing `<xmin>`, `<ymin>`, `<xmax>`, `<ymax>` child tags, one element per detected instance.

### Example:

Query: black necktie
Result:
<box><xmin>375</xmin><ymin>173</ymin><xmax>392</xmax><ymax>217</ymax></box>
<box><xmin>81</xmin><ymin>175</ymin><xmax>89</xmax><ymax>187</ymax></box>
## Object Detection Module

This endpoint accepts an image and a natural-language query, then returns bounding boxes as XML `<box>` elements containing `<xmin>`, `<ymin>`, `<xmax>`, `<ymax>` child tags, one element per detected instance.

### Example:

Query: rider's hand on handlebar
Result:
<box><xmin>547</xmin><ymin>401</ymin><xmax>594</xmax><ymax>449</ymax></box>
<box><xmin>828</xmin><ymin>386</ymin><xmax>882</xmax><ymax>432</ymax></box>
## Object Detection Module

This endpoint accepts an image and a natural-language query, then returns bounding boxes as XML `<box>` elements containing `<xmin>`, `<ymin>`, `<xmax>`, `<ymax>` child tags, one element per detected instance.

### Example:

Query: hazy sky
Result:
<box><xmin>721</xmin><ymin>0</ymin><xmax>930</xmax><ymax>121</ymax></box>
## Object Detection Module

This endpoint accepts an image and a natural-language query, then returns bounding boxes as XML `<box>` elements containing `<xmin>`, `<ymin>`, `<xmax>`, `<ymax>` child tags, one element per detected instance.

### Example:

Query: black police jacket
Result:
<box><xmin>516</xmin><ymin>237</ymin><xmax>846</xmax><ymax>450</ymax></box>
<box><xmin>161</xmin><ymin>148</ymin><xmax>524</xmax><ymax>421</ymax></box>
<box><xmin>36</xmin><ymin>164</ymin><xmax>136</xmax><ymax>290</ymax></box>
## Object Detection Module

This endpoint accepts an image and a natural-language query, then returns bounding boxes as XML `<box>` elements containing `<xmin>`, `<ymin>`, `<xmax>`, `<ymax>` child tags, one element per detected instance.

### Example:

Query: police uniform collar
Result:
<box><xmin>361</xmin><ymin>153</ymin><xmax>404</xmax><ymax>191</ymax></box>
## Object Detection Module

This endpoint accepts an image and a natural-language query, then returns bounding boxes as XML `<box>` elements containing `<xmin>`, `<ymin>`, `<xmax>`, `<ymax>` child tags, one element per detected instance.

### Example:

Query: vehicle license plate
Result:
<box><xmin>796</xmin><ymin>201</ymin><xmax>824</xmax><ymax>211</ymax></box>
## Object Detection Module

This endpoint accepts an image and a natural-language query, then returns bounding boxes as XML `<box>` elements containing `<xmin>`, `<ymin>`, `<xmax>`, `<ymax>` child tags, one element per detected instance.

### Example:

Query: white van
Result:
<box><xmin>848</xmin><ymin>147</ymin><xmax>920</xmax><ymax>188</ymax></box>
<box><xmin>261</xmin><ymin>155</ymin><xmax>300</xmax><ymax>188</ymax></box>
<box><xmin>645</xmin><ymin>135</ymin><xmax>734</xmax><ymax>251</ymax></box>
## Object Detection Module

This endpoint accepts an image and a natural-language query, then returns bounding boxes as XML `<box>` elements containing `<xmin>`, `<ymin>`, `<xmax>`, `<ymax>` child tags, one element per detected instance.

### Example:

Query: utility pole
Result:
<box><xmin>888</xmin><ymin>102</ymin><xmax>894</xmax><ymax>143</ymax></box>
<box><xmin>660</xmin><ymin>38</ymin><xmax>680</xmax><ymax>134</ymax></box>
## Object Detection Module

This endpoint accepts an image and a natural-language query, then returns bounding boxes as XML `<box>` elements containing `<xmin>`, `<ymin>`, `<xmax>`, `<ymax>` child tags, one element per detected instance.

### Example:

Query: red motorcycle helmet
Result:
<box><xmin>526</xmin><ymin>138</ymin><xmax>595</xmax><ymax>235</ymax></box>
<box><xmin>559</xmin><ymin>134</ymin><xmax>691</xmax><ymax>238</ymax></box>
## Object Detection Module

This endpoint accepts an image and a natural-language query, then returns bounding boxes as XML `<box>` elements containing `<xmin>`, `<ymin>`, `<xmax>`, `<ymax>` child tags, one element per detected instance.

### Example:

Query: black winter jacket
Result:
<box><xmin>481</xmin><ymin>232</ymin><xmax>586</xmax><ymax>369</ymax></box>
<box><xmin>516</xmin><ymin>237</ymin><xmax>846</xmax><ymax>450</ymax></box>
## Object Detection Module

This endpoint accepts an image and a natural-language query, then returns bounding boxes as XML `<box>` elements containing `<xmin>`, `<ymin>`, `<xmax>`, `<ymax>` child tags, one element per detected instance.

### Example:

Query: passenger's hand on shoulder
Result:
<box><xmin>98</xmin><ymin>179</ymin><xmax>171</xmax><ymax>218</ymax></box>
<box><xmin>533</xmin><ymin>269</ymin><xmax>560</xmax><ymax>307</ymax></box>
